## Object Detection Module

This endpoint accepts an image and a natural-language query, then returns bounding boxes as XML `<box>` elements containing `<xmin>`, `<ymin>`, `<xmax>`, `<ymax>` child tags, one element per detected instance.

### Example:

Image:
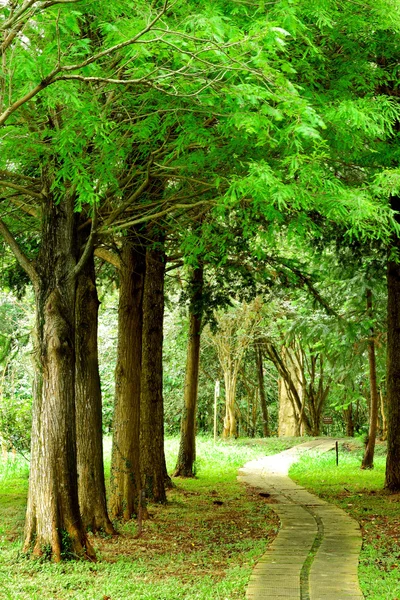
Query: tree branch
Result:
<box><xmin>71</xmin><ymin>204</ymin><xmax>97</xmax><ymax>278</ymax></box>
<box><xmin>0</xmin><ymin>180</ymin><xmax>42</xmax><ymax>199</ymax></box>
<box><xmin>106</xmin><ymin>199</ymin><xmax>213</xmax><ymax>232</ymax></box>
<box><xmin>0</xmin><ymin>219</ymin><xmax>39</xmax><ymax>287</ymax></box>
<box><xmin>94</xmin><ymin>246</ymin><xmax>121</xmax><ymax>270</ymax></box>
<box><xmin>0</xmin><ymin>2</ymin><xmax>170</xmax><ymax>125</ymax></box>
<box><xmin>0</xmin><ymin>68</ymin><xmax>60</xmax><ymax>126</ymax></box>
<box><xmin>60</xmin><ymin>1</ymin><xmax>171</xmax><ymax>73</ymax></box>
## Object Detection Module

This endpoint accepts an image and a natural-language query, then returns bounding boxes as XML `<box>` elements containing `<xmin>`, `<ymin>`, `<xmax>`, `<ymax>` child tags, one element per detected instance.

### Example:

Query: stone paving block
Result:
<box><xmin>240</xmin><ymin>439</ymin><xmax>364</xmax><ymax>600</ymax></box>
<box><xmin>247</xmin><ymin>588</ymin><xmax>301</xmax><ymax>598</ymax></box>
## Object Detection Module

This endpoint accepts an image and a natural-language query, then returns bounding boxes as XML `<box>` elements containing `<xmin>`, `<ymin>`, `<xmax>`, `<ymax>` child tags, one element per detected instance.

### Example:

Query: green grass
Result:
<box><xmin>289</xmin><ymin>442</ymin><xmax>400</xmax><ymax>600</ymax></box>
<box><xmin>0</xmin><ymin>436</ymin><xmax>298</xmax><ymax>600</ymax></box>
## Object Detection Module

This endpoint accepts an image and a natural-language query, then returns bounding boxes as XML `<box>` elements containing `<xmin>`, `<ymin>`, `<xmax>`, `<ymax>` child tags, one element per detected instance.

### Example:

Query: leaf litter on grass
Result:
<box><xmin>0</xmin><ymin>437</ymin><xmax>285</xmax><ymax>599</ymax></box>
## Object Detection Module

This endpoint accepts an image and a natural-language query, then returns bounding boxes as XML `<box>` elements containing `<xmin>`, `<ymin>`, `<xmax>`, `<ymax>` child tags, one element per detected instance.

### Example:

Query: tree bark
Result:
<box><xmin>222</xmin><ymin>371</ymin><xmax>238</xmax><ymax>438</ymax></box>
<box><xmin>110</xmin><ymin>236</ymin><xmax>145</xmax><ymax>520</ymax></box>
<box><xmin>23</xmin><ymin>195</ymin><xmax>94</xmax><ymax>561</ymax></box>
<box><xmin>380</xmin><ymin>391</ymin><xmax>387</xmax><ymax>441</ymax></box>
<box><xmin>344</xmin><ymin>403</ymin><xmax>355</xmax><ymax>437</ymax></box>
<box><xmin>255</xmin><ymin>345</ymin><xmax>269</xmax><ymax>437</ymax></box>
<box><xmin>140</xmin><ymin>231</ymin><xmax>170</xmax><ymax>502</ymax></box>
<box><xmin>173</xmin><ymin>265</ymin><xmax>203</xmax><ymax>478</ymax></box>
<box><xmin>362</xmin><ymin>289</ymin><xmax>379</xmax><ymax>469</ymax></box>
<box><xmin>385</xmin><ymin>198</ymin><xmax>400</xmax><ymax>489</ymax></box>
<box><xmin>75</xmin><ymin>248</ymin><xmax>114</xmax><ymax>533</ymax></box>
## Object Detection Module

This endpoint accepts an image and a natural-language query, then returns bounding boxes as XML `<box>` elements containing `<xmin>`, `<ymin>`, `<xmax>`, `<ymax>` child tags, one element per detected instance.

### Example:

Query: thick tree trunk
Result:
<box><xmin>255</xmin><ymin>345</ymin><xmax>269</xmax><ymax>437</ymax></box>
<box><xmin>385</xmin><ymin>200</ymin><xmax>400</xmax><ymax>489</ymax></box>
<box><xmin>23</xmin><ymin>196</ymin><xmax>94</xmax><ymax>561</ymax></box>
<box><xmin>140</xmin><ymin>233</ymin><xmax>170</xmax><ymax>502</ymax></box>
<box><xmin>278</xmin><ymin>377</ymin><xmax>301</xmax><ymax>437</ymax></box>
<box><xmin>173</xmin><ymin>265</ymin><xmax>203</xmax><ymax>478</ymax></box>
<box><xmin>110</xmin><ymin>237</ymin><xmax>145</xmax><ymax>520</ymax></box>
<box><xmin>75</xmin><ymin>249</ymin><xmax>114</xmax><ymax>533</ymax></box>
<box><xmin>362</xmin><ymin>289</ymin><xmax>379</xmax><ymax>470</ymax></box>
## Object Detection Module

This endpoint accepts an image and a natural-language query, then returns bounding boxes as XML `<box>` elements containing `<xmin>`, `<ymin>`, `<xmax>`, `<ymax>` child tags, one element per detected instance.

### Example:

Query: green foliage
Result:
<box><xmin>0</xmin><ymin>292</ymin><xmax>33</xmax><ymax>453</ymax></box>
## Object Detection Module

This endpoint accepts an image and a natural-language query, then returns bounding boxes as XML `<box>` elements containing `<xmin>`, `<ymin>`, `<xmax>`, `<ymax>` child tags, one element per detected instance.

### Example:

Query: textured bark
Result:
<box><xmin>110</xmin><ymin>237</ymin><xmax>145</xmax><ymax>520</ymax></box>
<box><xmin>385</xmin><ymin>197</ymin><xmax>400</xmax><ymax>490</ymax></box>
<box><xmin>23</xmin><ymin>196</ymin><xmax>94</xmax><ymax>561</ymax></box>
<box><xmin>362</xmin><ymin>289</ymin><xmax>379</xmax><ymax>470</ymax></box>
<box><xmin>140</xmin><ymin>233</ymin><xmax>170</xmax><ymax>502</ymax></box>
<box><xmin>75</xmin><ymin>249</ymin><xmax>114</xmax><ymax>533</ymax></box>
<box><xmin>344</xmin><ymin>404</ymin><xmax>355</xmax><ymax>437</ymax></box>
<box><xmin>174</xmin><ymin>265</ymin><xmax>203</xmax><ymax>477</ymax></box>
<box><xmin>255</xmin><ymin>346</ymin><xmax>269</xmax><ymax>437</ymax></box>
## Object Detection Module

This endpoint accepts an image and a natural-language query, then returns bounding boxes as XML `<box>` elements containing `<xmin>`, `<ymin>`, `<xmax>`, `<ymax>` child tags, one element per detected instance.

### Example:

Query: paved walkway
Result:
<box><xmin>238</xmin><ymin>439</ymin><xmax>364</xmax><ymax>600</ymax></box>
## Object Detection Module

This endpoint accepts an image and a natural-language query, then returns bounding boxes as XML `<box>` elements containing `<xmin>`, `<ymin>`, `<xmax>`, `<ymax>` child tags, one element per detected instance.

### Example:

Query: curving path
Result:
<box><xmin>238</xmin><ymin>439</ymin><xmax>364</xmax><ymax>600</ymax></box>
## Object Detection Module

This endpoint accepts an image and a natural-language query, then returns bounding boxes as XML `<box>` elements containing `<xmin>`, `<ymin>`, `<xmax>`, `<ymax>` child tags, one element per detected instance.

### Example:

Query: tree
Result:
<box><xmin>255</xmin><ymin>343</ymin><xmax>270</xmax><ymax>437</ymax></box>
<box><xmin>110</xmin><ymin>233</ymin><xmax>144</xmax><ymax>520</ymax></box>
<box><xmin>205</xmin><ymin>299</ymin><xmax>263</xmax><ymax>438</ymax></box>
<box><xmin>362</xmin><ymin>289</ymin><xmax>380</xmax><ymax>469</ymax></box>
<box><xmin>174</xmin><ymin>263</ymin><xmax>204</xmax><ymax>477</ymax></box>
<box><xmin>75</xmin><ymin>242</ymin><xmax>114</xmax><ymax>534</ymax></box>
<box><xmin>140</xmin><ymin>226</ymin><xmax>170</xmax><ymax>502</ymax></box>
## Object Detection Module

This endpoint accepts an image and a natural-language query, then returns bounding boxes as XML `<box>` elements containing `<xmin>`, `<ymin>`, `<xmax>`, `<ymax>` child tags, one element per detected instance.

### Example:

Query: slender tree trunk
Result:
<box><xmin>255</xmin><ymin>345</ymin><xmax>269</xmax><ymax>437</ymax></box>
<box><xmin>23</xmin><ymin>196</ymin><xmax>94</xmax><ymax>561</ymax></box>
<box><xmin>173</xmin><ymin>265</ymin><xmax>203</xmax><ymax>478</ymax></box>
<box><xmin>386</xmin><ymin>203</ymin><xmax>400</xmax><ymax>489</ymax></box>
<box><xmin>75</xmin><ymin>248</ymin><xmax>114</xmax><ymax>534</ymax></box>
<box><xmin>362</xmin><ymin>289</ymin><xmax>379</xmax><ymax>469</ymax></box>
<box><xmin>110</xmin><ymin>236</ymin><xmax>145</xmax><ymax>520</ymax></box>
<box><xmin>222</xmin><ymin>372</ymin><xmax>237</xmax><ymax>438</ymax></box>
<box><xmin>140</xmin><ymin>231</ymin><xmax>170</xmax><ymax>502</ymax></box>
<box><xmin>380</xmin><ymin>391</ymin><xmax>387</xmax><ymax>441</ymax></box>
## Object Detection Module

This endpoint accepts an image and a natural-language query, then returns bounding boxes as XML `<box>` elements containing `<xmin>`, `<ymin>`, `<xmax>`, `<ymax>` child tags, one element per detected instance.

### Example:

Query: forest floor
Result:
<box><xmin>0</xmin><ymin>436</ymin><xmax>302</xmax><ymax>600</ymax></box>
<box><xmin>0</xmin><ymin>436</ymin><xmax>397</xmax><ymax>599</ymax></box>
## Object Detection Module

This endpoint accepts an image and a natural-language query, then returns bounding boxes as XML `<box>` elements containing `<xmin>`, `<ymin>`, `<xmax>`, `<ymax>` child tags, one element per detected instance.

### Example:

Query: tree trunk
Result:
<box><xmin>362</xmin><ymin>289</ymin><xmax>379</xmax><ymax>469</ymax></box>
<box><xmin>173</xmin><ymin>265</ymin><xmax>203</xmax><ymax>478</ymax></box>
<box><xmin>110</xmin><ymin>236</ymin><xmax>145</xmax><ymax>520</ymax></box>
<box><xmin>255</xmin><ymin>345</ymin><xmax>269</xmax><ymax>437</ymax></box>
<box><xmin>23</xmin><ymin>196</ymin><xmax>94</xmax><ymax>561</ymax></box>
<box><xmin>344</xmin><ymin>403</ymin><xmax>355</xmax><ymax>437</ymax></box>
<box><xmin>75</xmin><ymin>248</ymin><xmax>114</xmax><ymax>534</ymax></box>
<box><xmin>380</xmin><ymin>391</ymin><xmax>387</xmax><ymax>441</ymax></box>
<box><xmin>278</xmin><ymin>376</ymin><xmax>301</xmax><ymax>437</ymax></box>
<box><xmin>222</xmin><ymin>372</ymin><xmax>237</xmax><ymax>438</ymax></box>
<box><xmin>385</xmin><ymin>201</ymin><xmax>400</xmax><ymax>489</ymax></box>
<box><xmin>140</xmin><ymin>232</ymin><xmax>170</xmax><ymax>502</ymax></box>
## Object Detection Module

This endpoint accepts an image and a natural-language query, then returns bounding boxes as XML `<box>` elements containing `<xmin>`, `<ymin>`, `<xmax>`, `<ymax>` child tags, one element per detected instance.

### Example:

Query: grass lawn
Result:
<box><xmin>0</xmin><ymin>436</ymin><xmax>302</xmax><ymax>600</ymax></box>
<box><xmin>289</xmin><ymin>439</ymin><xmax>400</xmax><ymax>600</ymax></box>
